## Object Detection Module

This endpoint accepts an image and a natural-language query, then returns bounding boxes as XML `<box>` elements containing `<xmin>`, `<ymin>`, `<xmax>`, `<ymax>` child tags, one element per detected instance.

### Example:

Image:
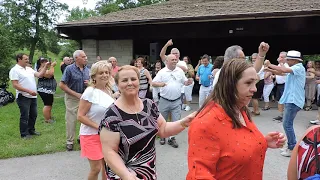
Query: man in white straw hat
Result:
<box><xmin>264</xmin><ymin>50</ymin><xmax>305</xmax><ymax>157</ymax></box>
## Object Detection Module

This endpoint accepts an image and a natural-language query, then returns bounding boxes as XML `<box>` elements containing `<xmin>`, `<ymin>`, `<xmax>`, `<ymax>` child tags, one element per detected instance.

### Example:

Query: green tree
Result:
<box><xmin>66</xmin><ymin>7</ymin><xmax>98</xmax><ymax>22</ymax></box>
<box><xmin>0</xmin><ymin>24</ymin><xmax>13</xmax><ymax>87</ymax></box>
<box><xmin>96</xmin><ymin>0</ymin><xmax>168</xmax><ymax>15</ymax></box>
<box><xmin>1</xmin><ymin>0</ymin><xmax>68</xmax><ymax>63</ymax></box>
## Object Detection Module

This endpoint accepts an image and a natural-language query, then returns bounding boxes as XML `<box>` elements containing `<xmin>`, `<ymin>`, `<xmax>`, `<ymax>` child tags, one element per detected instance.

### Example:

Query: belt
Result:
<box><xmin>201</xmin><ymin>84</ymin><xmax>210</xmax><ymax>87</ymax></box>
<box><xmin>277</xmin><ymin>83</ymin><xmax>285</xmax><ymax>85</ymax></box>
<box><xmin>160</xmin><ymin>96</ymin><xmax>181</xmax><ymax>102</ymax></box>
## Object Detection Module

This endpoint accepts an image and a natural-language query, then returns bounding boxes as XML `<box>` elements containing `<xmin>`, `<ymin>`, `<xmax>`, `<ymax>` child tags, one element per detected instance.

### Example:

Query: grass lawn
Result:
<box><xmin>0</xmin><ymin>53</ymin><xmax>81</xmax><ymax>159</ymax></box>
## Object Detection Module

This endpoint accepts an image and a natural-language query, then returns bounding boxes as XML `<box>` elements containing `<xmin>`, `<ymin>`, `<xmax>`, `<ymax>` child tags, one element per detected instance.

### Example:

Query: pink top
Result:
<box><xmin>111</xmin><ymin>66</ymin><xmax>120</xmax><ymax>77</ymax></box>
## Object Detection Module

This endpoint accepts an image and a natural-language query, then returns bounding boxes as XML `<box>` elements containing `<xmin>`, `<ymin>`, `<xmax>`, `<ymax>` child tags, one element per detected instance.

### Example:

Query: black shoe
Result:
<box><xmin>168</xmin><ymin>137</ymin><xmax>179</xmax><ymax>148</ymax></box>
<box><xmin>29</xmin><ymin>131</ymin><xmax>41</xmax><ymax>136</ymax></box>
<box><xmin>273</xmin><ymin>116</ymin><xmax>283</xmax><ymax>121</ymax></box>
<box><xmin>160</xmin><ymin>138</ymin><xmax>166</xmax><ymax>145</ymax></box>
<box><xmin>77</xmin><ymin>137</ymin><xmax>80</xmax><ymax>144</ymax></box>
<box><xmin>21</xmin><ymin>135</ymin><xmax>33</xmax><ymax>140</ymax></box>
<box><xmin>66</xmin><ymin>144</ymin><xmax>73</xmax><ymax>151</ymax></box>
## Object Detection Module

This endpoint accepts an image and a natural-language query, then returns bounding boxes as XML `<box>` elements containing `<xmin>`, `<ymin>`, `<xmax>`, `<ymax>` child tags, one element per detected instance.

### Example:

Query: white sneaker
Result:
<box><xmin>280</xmin><ymin>146</ymin><xmax>288</xmax><ymax>152</ymax></box>
<box><xmin>185</xmin><ymin>106</ymin><xmax>191</xmax><ymax>111</ymax></box>
<box><xmin>310</xmin><ymin>119</ymin><xmax>320</xmax><ymax>124</ymax></box>
<box><xmin>280</xmin><ymin>149</ymin><xmax>292</xmax><ymax>157</ymax></box>
<box><xmin>181</xmin><ymin>104</ymin><xmax>186</xmax><ymax>110</ymax></box>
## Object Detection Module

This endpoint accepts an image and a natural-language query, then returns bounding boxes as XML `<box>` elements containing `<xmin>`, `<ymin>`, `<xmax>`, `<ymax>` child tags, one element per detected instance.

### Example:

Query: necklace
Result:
<box><xmin>125</xmin><ymin>102</ymin><xmax>142</xmax><ymax>125</ymax></box>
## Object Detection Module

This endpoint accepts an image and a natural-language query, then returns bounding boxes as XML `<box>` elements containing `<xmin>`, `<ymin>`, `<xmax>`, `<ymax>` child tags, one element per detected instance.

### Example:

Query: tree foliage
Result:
<box><xmin>0</xmin><ymin>24</ymin><xmax>13</xmax><ymax>87</ymax></box>
<box><xmin>96</xmin><ymin>0</ymin><xmax>168</xmax><ymax>15</ymax></box>
<box><xmin>1</xmin><ymin>0</ymin><xmax>68</xmax><ymax>63</ymax></box>
<box><xmin>66</xmin><ymin>7</ymin><xmax>98</xmax><ymax>22</ymax></box>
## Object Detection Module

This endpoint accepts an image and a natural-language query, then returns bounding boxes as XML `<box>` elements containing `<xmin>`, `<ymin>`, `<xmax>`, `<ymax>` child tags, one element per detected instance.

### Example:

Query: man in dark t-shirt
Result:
<box><xmin>60</xmin><ymin>57</ymin><xmax>71</xmax><ymax>74</ymax></box>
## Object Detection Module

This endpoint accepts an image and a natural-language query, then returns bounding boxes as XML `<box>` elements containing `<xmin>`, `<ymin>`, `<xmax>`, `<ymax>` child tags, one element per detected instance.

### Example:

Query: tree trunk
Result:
<box><xmin>28</xmin><ymin>0</ymin><xmax>42</xmax><ymax>63</ymax></box>
<box><xmin>29</xmin><ymin>39</ymin><xmax>37</xmax><ymax>64</ymax></box>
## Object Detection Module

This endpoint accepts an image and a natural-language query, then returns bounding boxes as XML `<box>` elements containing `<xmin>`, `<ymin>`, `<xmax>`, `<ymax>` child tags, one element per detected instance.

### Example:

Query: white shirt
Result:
<box><xmin>257</xmin><ymin>67</ymin><xmax>265</xmax><ymax>80</ymax></box>
<box><xmin>152</xmin><ymin>67</ymin><xmax>187</xmax><ymax>100</ymax></box>
<box><xmin>79</xmin><ymin>87</ymin><xmax>114</xmax><ymax>135</ymax></box>
<box><xmin>9</xmin><ymin>64</ymin><xmax>37</xmax><ymax>98</ymax></box>
<box><xmin>276</xmin><ymin>63</ymin><xmax>289</xmax><ymax>84</ymax></box>
<box><xmin>177</xmin><ymin>60</ymin><xmax>188</xmax><ymax>70</ymax></box>
<box><xmin>211</xmin><ymin>69</ymin><xmax>221</xmax><ymax>90</ymax></box>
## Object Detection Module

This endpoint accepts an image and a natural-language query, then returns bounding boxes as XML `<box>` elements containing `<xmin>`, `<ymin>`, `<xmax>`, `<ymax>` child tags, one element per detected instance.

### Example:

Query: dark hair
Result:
<box><xmin>183</xmin><ymin>56</ymin><xmax>190</xmax><ymax>64</ymax></box>
<box><xmin>213</xmin><ymin>56</ymin><xmax>224</xmax><ymax>69</ymax></box>
<box><xmin>201</xmin><ymin>54</ymin><xmax>210</xmax><ymax>60</ymax></box>
<box><xmin>16</xmin><ymin>53</ymin><xmax>27</xmax><ymax>62</ymax></box>
<box><xmin>36</xmin><ymin>57</ymin><xmax>48</xmax><ymax>71</ymax></box>
<box><xmin>130</xmin><ymin>59</ymin><xmax>136</xmax><ymax>66</ymax></box>
<box><xmin>197</xmin><ymin>59</ymin><xmax>253</xmax><ymax>128</ymax></box>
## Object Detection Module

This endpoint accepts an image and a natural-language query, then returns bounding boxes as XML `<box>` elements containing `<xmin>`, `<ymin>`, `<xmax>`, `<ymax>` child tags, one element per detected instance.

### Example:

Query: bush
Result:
<box><xmin>0</xmin><ymin>25</ymin><xmax>14</xmax><ymax>88</ymax></box>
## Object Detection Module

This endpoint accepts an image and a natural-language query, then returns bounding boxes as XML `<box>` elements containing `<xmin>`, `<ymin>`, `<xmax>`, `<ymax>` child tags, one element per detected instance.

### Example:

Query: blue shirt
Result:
<box><xmin>279</xmin><ymin>63</ymin><xmax>306</xmax><ymax>109</ymax></box>
<box><xmin>61</xmin><ymin>63</ymin><xmax>90</xmax><ymax>94</ymax></box>
<box><xmin>197</xmin><ymin>64</ymin><xmax>213</xmax><ymax>87</ymax></box>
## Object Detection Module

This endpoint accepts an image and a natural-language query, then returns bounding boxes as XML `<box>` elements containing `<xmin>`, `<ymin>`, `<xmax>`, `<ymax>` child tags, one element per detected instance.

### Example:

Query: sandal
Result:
<box><xmin>304</xmin><ymin>106</ymin><xmax>312</xmax><ymax>111</ymax></box>
<box><xmin>45</xmin><ymin>119</ymin><xmax>56</xmax><ymax>124</ymax></box>
<box><xmin>251</xmin><ymin>111</ymin><xmax>261</xmax><ymax>116</ymax></box>
<box><xmin>262</xmin><ymin>107</ymin><xmax>270</xmax><ymax>111</ymax></box>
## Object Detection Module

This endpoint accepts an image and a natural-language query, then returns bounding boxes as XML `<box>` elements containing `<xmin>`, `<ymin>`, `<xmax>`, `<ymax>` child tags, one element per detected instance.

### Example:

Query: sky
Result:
<box><xmin>58</xmin><ymin>0</ymin><xmax>97</xmax><ymax>10</ymax></box>
<box><xmin>57</xmin><ymin>0</ymin><xmax>97</xmax><ymax>22</ymax></box>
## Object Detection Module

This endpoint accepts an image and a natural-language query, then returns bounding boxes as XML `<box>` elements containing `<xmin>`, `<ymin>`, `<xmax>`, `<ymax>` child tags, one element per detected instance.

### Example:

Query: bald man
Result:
<box><xmin>109</xmin><ymin>57</ymin><xmax>120</xmax><ymax>77</ymax></box>
<box><xmin>152</xmin><ymin>54</ymin><xmax>193</xmax><ymax>148</ymax></box>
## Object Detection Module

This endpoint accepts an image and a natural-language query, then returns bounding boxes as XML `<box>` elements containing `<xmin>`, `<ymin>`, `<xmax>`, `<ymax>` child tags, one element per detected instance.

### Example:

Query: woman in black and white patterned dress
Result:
<box><xmin>99</xmin><ymin>65</ymin><xmax>195</xmax><ymax>180</ymax></box>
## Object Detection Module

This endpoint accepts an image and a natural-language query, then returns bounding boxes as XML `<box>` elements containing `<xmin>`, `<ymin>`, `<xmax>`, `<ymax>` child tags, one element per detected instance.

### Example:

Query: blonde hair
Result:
<box><xmin>114</xmin><ymin>65</ymin><xmax>140</xmax><ymax>85</ymax></box>
<box><xmin>89</xmin><ymin>60</ymin><xmax>112</xmax><ymax>93</ymax></box>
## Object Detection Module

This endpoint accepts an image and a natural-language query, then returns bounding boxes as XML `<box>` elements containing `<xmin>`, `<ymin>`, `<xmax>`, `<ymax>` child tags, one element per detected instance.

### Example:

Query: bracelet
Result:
<box><xmin>180</xmin><ymin>120</ymin><xmax>188</xmax><ymax>128</ymax></box>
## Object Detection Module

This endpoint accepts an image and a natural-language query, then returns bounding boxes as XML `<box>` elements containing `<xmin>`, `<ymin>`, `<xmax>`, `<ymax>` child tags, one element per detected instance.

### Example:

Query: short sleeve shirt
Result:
<box><xmin>99</xmin><ymin>99</ymin><xmax>160</xmax><ymax>180</ymax></box>
<box><xmin>279</xmin><ymin>63</ymin><xmax>306</xmax><ymax>108</ymax></box>
<box><xmin>197</xmin><ymin>64</ymin><xmax>213</xmax><ymax>87</ymax></box>
<box><xmin>9</xmin><ymin>64</ymin><xmax>37</xmax><ymax>98</ymax></box>
<box><xmin>79</xmin><ymin>87</ymin><xmax>114</xmax><ymax>135</ymax></box>
<box><xmin>152</xmin><ymin>67</ymin><xmax>187</xmax><ymax>100</ymax></box>
<box><xmin>61</xmin><ymin>64</ymin><xmax>90</xmax><ymax>94</ymax></box>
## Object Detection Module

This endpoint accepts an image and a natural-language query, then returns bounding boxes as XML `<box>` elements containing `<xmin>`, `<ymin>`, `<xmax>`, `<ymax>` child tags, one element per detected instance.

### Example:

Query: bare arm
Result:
<box><xmin>144</xmin><ymin>70</ymin><xmax>153</xmax><ymax>85</ymax></box>
<box><xmin>43</xmin><ymin>62</ymin><xmax>57</xmax><ymax>79</ymax></box>
<box><xmin>11</xmin><ymin>80</ymin><xmax>35</xmax><ymax>95</ymax></box>
<box><xmin>160</xmin><ymin>39</ymin><xmax>173</xmax><ymax>63</ymax></box>
<box><xmin>59</xmin><ymin>81</ymin><xmax>81</xmax><ymax>99</ymax></box>
<box><xmin>100</xmin><ymin>128</ymin><xmax>137</xmax><ymax>180</ymax></box>
<box><xmin>152</xmin><ymin>82</ymin><xmax>166</xmax><ymax>87</ymax></box>
<box><xmin>268</xmin><ymin>64</ymin><xmax>293</xmax><ymax>73</ymax></box>
<box><xmin>195</xmin><ymin>60</ymin><xmax>201</xmax><ymax>72</ymax></box>
<box><xmin>254</xmin><ymin>42</ymin><xmax>270</xmax><ymax>72</ymax></box>
<box><xmin>157</xmin><ymin>112</ymin><xmax>196</xmax><ymax>138</ymax></box>
<box><xmin>77</xmin><ymin>99</ymin><xmax>99</xmax><ymax>129</ymax></box>
<box><xmin>306</xmin><ymin>68</ymin><xmax>315</xmax><ymax>79</ymax></box>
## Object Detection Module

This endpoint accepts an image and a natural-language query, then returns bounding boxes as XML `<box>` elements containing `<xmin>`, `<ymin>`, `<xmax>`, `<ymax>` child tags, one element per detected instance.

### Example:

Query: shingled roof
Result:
<box><xmin>58</xmin><ymin>0</ymin><xmax>320</xmax><ymax>27</ymax></box>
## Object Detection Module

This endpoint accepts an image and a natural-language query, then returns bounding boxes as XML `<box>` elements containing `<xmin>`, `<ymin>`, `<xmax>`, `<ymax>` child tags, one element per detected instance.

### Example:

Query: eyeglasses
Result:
<box><xmin>170</xmin><ymin>74</ymin><xmax>176</xmax><ymax>80</ymax></box>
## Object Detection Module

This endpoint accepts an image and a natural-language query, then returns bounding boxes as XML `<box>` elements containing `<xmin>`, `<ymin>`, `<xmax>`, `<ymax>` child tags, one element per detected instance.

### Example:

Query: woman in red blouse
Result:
<box><xmin>187</xmin><ymin>59</ymin><xmax>286</xmax><ymax>180</ymax></box>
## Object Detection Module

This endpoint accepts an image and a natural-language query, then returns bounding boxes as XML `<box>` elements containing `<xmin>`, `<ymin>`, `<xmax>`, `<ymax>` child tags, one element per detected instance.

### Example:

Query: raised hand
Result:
<box><xmin>258</xmin><ymin>42</ymin><xmax>270</xmax><ymax>57</ymax></box>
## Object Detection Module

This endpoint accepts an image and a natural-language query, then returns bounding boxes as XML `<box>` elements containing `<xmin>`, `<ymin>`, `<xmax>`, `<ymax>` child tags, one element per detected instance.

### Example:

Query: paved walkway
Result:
<box><xmin>0</xmin><ymin>98</ymin><xmax>318</xmax><ymax>180</ymax></box>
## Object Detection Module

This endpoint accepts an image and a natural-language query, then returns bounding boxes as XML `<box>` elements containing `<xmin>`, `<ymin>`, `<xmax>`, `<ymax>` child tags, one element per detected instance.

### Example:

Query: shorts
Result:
<box><xmin>276</xmin><ymin>84</ymin><xmax>285</xmax><ymax>101</ymax></box>
<box><xmin>252</xmin><ymin>80</ymin><xmax>264</xmax><ymax>99</ymax></box>
<box><xmin>80</xmin><ymin>135</ymin><xmax>104</xmax><ymax>160</ymax></box>
<box><xmin>38</xmin><ymin>92</ymin><xmax>54</xmax><ymax>106</ymax></box>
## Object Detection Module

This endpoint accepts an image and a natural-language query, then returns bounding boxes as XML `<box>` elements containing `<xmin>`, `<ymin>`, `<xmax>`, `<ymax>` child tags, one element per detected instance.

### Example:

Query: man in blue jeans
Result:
<box><xmin>9</xmin><ymin>53</ymin><xmax>49</xmax><ymax>139</ymax></box>
<box><xmin>264</xmin><ymin>50</ymin><xmax>305</xmax><ymax>157</ymax></box>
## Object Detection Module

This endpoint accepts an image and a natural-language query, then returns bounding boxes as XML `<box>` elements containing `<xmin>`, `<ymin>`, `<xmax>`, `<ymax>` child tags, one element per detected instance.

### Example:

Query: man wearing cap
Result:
<box><xmin>196</xmin><ymin>54</ymin><xmax>213</xmax><ymax>108</ymax></box>
<box><xmin>264</xmin><ymin>50</ymin><xmax>305</xmax><ymax>157</ymax></box>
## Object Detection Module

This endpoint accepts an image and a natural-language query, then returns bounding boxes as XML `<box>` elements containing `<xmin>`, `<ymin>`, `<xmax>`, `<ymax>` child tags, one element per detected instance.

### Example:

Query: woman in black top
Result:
<box><xmin>37</xmin><ymin>58</ymin><xmax>57</xmax><ymax>123</ymax></box>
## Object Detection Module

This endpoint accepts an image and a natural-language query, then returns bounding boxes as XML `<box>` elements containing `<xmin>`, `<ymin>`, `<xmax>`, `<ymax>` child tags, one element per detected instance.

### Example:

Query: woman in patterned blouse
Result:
<box><xmin>99</xmin><ymin>65</ymin><xmax>196</xmax><ymax>180</ymax></box>
<box><xmin>187</xmin><ymin>59</ymin><xmax>286</xmax><ymax>180</ymax></box>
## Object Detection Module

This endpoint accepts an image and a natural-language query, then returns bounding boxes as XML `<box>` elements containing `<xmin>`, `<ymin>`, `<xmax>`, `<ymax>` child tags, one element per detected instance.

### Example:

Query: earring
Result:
<box><xmin>93</xmin><ymin>79</ymin><xmax>96</xmax><ymax>84</ymax></box>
